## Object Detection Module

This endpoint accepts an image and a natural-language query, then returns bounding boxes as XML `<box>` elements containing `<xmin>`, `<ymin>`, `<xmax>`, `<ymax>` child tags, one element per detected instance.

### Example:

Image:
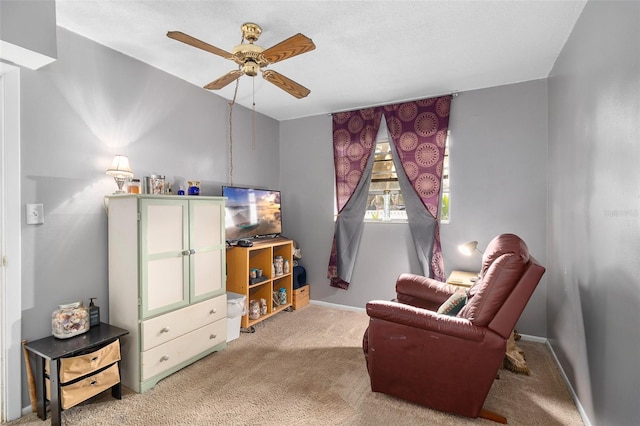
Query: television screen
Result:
<box><xmin>222</xmin><ymin>186</ymin><xmax>282</xmax><ymax>241</ymax></box>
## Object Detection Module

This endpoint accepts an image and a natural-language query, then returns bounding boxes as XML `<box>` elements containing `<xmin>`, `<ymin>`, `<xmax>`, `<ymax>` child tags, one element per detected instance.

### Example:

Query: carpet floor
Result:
<box><xmin>6</xmin><ymin>304</ymin><xmax>583</xmax><ymax>425</ymax></box>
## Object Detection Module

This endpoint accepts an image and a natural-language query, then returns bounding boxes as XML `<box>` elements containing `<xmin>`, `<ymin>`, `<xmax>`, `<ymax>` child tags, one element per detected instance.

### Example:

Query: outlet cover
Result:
<box><xmin>26</xmin><ymin>204</ymin><xmax>44</xmax><ymax>225</ymax></box>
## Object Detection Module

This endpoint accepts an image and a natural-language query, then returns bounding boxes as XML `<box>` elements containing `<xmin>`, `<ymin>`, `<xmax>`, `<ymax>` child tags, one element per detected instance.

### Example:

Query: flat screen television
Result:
<box><xmin>222</xmin><ymin>186</ymin><xmax>282</xmax><ymax>241</ymax></box>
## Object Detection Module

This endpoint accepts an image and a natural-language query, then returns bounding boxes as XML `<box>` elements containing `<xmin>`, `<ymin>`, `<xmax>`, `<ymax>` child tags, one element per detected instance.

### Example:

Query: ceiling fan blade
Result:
<box><xmin>167</xmin><ymin>31</ymin><xmax>233</xmax><ymax>59</ymax></box>
<box><xmin>262</xmin><ymin>33</ymin><xmax>316</xmax><ymax>64</ymax></box>
<box><xmin>262</xmin><ymin>70</ymin><xmax>310</xmax><ymax>99</ymax></box>
<box><xmin>204</xmin><ymin>70</ymin><xmax>244</xmax><ymax>90</ymax></box>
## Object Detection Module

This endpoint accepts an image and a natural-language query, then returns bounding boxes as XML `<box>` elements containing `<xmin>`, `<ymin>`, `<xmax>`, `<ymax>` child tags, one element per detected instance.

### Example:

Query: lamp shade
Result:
<box><xmin>106</xmin><ymin>155</ymin><xmax>133</xmax><ymax>178</ymax></box>
<box><xmin>458</xmin><ymin>240</ymin><xmax>480</xmax><ymax>256</ymax></box>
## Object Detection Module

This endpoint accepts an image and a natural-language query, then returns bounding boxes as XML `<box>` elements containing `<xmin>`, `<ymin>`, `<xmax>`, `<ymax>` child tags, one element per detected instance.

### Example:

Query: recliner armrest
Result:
<box><xmin>366</xmin><ymin>300</ymin><xmax>485</xmax><ymax>342</ymax></box>
<box><xmin>395</xmin><ymin>273</ymin><xmax>459</xmax><ymax>309</ymax></box>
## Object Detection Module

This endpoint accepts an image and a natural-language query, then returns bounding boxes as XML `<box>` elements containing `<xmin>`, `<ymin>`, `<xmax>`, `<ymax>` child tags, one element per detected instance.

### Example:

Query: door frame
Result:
<box><xmin>1</xmin><ymin>64</ymin><xmax>23</xmax><ymax>421</ymax></box>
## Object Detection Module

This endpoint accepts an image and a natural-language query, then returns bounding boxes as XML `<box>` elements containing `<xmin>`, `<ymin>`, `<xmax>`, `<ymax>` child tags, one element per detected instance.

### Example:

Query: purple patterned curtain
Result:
<box><xmin>382</xmin><ymin>96</ymin><xmax>452</xmax><ymax>281</ymax></box>
<box><xmin>327</xmin><ymin>108</ymin><xmax>383</xmax><ymax>289</ymax></box>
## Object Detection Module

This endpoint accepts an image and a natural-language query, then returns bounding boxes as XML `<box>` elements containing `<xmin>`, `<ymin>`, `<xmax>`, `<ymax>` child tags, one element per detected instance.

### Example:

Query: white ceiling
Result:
<box><xmin>55</xmin><ymin>0</ymin><xmax>586</xmax><ymax>121</ymax></box>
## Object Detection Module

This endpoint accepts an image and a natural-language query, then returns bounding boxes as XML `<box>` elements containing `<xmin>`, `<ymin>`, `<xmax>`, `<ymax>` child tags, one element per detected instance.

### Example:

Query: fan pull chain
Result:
<box><xmin>226</xmin><ymin>32</ymin><xmax>247</xmax><ymax>185</ymax></box>
<box><xmin>228</xmin><ymin>71</ymin><xmax>241</xmax><ymax>186</ymax></box>
<box><xmin>252</xmin><ymin>77</ymin><xmax>256</xmax><ymax>151</ymax></box>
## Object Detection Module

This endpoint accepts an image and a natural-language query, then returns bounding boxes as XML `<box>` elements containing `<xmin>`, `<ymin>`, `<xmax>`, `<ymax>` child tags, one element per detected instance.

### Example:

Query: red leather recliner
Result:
<box><xmin>362</xmin><ymin>234</ymin><xmax>545</xmax><ymax>421</ymax></box>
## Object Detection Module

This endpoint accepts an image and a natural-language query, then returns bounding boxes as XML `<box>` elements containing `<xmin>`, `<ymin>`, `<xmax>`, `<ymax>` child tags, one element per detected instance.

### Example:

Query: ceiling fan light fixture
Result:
<box><xmin>243</xmin><ymin>60</ymin><xmax>259</xmax><ymax>77</ymax></box>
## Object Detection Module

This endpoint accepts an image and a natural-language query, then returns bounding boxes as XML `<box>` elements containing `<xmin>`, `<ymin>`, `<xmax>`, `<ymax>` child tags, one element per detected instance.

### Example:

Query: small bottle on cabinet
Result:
<box><xmin>89</xmin><ymin>298</ymin><xmax>100</xmax><ymax>327</ymax></box>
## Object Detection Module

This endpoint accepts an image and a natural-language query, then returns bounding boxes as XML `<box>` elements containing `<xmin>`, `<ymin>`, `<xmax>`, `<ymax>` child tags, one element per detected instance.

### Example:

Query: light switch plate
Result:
<box><xmin>26</xmin><ymin>204</ymin><xmax>44</xmax><ymax>225</ymax></box>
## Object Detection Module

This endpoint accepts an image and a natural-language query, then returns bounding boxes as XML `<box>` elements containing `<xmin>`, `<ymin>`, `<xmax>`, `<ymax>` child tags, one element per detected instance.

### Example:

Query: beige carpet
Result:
<box><xmin>6</xmin><ymin>304</ymin><xmax>583</xmax><ymax>425</ymax></box>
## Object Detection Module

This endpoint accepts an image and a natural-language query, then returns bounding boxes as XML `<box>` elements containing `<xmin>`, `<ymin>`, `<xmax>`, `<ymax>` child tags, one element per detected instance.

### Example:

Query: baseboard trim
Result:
<box><xmin>506</xmin><ymin>334</ymin><xmax>592</xmax><ymax>426</ymax></box>
<box><xmin>545</xmin><ymin>340</ymin><xmax>593</xmax><ymax>426</ymax></box>
<box><xmin>518</xmin><ymin>333</ymin><xmax>547</xmax><ymax>343</ymax></box>
<box><xmin>309</xmin><ymin>299</ymin><xmax>366</xmax><ymax>313</ymax></box>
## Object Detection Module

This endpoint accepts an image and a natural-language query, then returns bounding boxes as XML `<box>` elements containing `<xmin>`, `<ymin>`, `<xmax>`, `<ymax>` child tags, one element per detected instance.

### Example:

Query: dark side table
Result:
<box><xmin>24</xmin><ymin>323</ymin><xmax>129</xmax><ymax>426</ymax></box>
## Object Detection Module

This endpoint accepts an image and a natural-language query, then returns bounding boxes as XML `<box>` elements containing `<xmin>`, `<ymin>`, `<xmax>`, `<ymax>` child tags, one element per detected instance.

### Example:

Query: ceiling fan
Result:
<box><xmin>167</xmin><ymin>22</ymin><xmax>315</xmax><ymax>99</ymax></box>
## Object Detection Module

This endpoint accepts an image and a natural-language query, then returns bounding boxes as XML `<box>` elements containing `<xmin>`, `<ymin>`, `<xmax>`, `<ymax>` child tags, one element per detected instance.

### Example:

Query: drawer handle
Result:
<box><xmin>91</xmin><ymin>356</ymin><xmax>99</xmax><ymax>363</ymax></box>
<box><xmin>181</xmin><ymin>249</ymin><xmax>191</xmax><ymax>256</ymax></box>
<box><xmin>160</xmin><ymin>355</ymin><xmax>170</xmax><ymax>362</ymax></box>
<box><xmin>161</xmin><ymin>326</ymin><xmax>170</xmax><ymax>333</ymax></box>
<box><xmin>209</xmin><ymin>309</ymin><xmax>217</xmax><ymax>315</ymax></box>
<box><xmin>90</xmin><ymin>380</ymin><xmax>97</xmax><ymax>386</ymax></box>
<box><xmin>190</xmin><ymin>249</ymin><xmax>196</xmax><ymax>255</ymax></box>
<box><xmin>209</xmin><ymin>334</ymin><xmax>217</xmax><ymax>340</ymax></box>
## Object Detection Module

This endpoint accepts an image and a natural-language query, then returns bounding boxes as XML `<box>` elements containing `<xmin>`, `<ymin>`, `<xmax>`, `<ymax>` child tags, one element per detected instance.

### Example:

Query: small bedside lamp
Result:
<box><xmin>457</xmin><ymin>240</ymin><xmax>483</xmax><ymax>283</ymax></box>
<box><xmin>458</xmin><ymin>240</ymin><xmax>484</xmax><ymax>256</ymax></box>
<box><xmin>106</xmin><ymin>155</ymin><xmax>133</xmax><ymax>194</ymax></box>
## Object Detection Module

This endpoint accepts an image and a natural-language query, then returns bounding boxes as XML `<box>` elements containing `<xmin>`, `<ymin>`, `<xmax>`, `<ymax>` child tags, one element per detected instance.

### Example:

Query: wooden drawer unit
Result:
<box><xmin>141</xmin><ymin>296</ymin><xmax>226</xmax><ymax>351</ymax></box>
<box><xmin>47</xmin><ymin>363</ymin><xmax>120</xmax><ymax>410</ymax></box>
<box><xmin>293</xmin><ymin>285</ymin><xmax>310</xmax><ymax>310</ymax></box>
<box><xmin>46</xmin><ymin>340</ymin><xmax>121</xmax><ymax>382</ymax></box>
<box><xmin>44</xmin><ymin>338</ymin><xmax>123</xmax><ymax>412</ymax></box>
<box><xmin>141</xmin><ymin>319</ymin><xmax>226</xmax><ymax>381</ymax></box>
<box><xmin>24</xmin><ymin>324</ymin><xmax>129</xmax><ymax>426</ymax></box>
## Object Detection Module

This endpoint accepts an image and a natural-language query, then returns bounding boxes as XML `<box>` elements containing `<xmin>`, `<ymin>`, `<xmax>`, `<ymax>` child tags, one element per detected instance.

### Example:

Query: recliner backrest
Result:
<box><xmin>458</xmin><ymin>234</ymin><xmax>529</xmax><ymax>327</ymax></box>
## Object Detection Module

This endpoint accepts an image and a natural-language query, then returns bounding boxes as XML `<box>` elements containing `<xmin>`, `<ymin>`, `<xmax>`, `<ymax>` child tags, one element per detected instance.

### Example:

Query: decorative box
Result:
<box><xmin>293</xmin><ymin>285</ymin><xmax>309</xmax><ymax>310</ymax></box>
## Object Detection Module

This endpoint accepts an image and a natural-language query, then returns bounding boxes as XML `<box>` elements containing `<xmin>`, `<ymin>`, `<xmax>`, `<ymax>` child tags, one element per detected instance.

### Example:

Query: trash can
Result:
<box><xmin>226</xmin><ymin>292</ymin><xmax>247</xmax><ymax>342</ymax></box>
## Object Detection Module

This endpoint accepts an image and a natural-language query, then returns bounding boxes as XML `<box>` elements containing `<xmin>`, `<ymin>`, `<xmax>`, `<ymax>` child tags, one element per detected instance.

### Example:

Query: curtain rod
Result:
<box><xmin>328</xmin><ymin>91</ymin><xmax>459</xmax><ymax>115</ymax></box>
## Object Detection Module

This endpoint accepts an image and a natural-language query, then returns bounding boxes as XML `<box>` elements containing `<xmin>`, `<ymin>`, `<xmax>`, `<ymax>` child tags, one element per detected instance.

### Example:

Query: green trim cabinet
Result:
<box><xmin>107</xmin><ymin>195</ymin><xmax>227</xmax><ymax>392</ymax></box>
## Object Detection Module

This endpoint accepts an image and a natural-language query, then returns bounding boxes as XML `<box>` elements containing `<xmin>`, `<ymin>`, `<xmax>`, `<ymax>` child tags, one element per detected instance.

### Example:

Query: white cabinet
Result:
<box><xmin>107</xmin><ymin>195</ymin><xmax>227</xmax><ymax>392</ymax></box>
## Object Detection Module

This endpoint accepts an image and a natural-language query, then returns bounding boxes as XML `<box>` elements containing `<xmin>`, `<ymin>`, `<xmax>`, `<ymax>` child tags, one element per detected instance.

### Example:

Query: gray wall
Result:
<box><xmin>547</xmin><ymin>1</ymin><xmax>640</xmax><ymax>425</ymax></box>
<box><xmin>280</xmin><ymin>79</ymin><xmax>548</xmax><ymax>337</ymax></box>
<box><xmin>19</xmin><ymin>27</ymin><xmax>279</xmax><ymax>406</ymax></box>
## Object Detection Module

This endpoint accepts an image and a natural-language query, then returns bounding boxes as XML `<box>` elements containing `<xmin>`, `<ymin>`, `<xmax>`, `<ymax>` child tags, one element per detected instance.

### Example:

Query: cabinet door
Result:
<box><xmin>140</xmin><ymin>199</ymin><xmax>190</xmax><ymax>318</ymax></box>
<box><xmin>189</xmin><ymin>199</ymin><xmax>226</xmax><ymax>302</ymax></box>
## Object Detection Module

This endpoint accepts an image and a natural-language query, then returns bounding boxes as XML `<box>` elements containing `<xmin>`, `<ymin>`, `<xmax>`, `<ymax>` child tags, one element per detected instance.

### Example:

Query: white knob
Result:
<box><xmin>160</xmin><ymin>355</ymin><xmax>170</xmax><ymax>362</ymax></box>
<box><xmin>161</xmin><ymin>326</ymin><xmax>170</xmax><ymax>333</ymax></box>
<box><xmin>210</xmin><ymin>334</ymin><xmax>217</xmax><ymax>340</ymax></box>
<box><xmin>210</xmin><ymin>309</ymin><xmax>216</xmax><ymax>315</ymax></box>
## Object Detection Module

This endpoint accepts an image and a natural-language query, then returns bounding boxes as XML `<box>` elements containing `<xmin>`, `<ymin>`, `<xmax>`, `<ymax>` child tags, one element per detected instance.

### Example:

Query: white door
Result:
<box><xmin>140</xmin><ymin>199</ymin><xmax>190</xmax><ymax>318</ymax></box>
<box><xmin>189</xmin><ymin>199</ymin><xmax>225</xmax><ymax>302</ymax></box>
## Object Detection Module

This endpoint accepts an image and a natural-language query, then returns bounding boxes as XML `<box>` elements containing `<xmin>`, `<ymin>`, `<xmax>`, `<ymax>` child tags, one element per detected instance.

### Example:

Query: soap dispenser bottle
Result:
<box><xmin>89</xmin><ymin>298</ymin><xmax>100</xmax><ymax>327</ymax></box>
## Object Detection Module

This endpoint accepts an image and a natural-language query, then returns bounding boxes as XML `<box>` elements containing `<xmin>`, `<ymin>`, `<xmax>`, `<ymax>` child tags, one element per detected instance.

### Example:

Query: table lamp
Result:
<box><xmin>458</xmin><ymin>240</ymin><xmax>484</xmax><ymax>256</ymax></box>
<box><xmin>106</xmin><ymin>155</ymin><xmax>133</xmax><ymax>194</ymax></box>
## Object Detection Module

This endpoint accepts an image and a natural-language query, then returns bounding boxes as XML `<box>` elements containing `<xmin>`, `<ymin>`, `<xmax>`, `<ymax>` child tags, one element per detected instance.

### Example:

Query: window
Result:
<box><xmin>365</xmin><ymin>126</ymin><xmax>450</xmax><ymax>223</ymax></box>
<box><xmin>332</xmin><ymin>122</ymin><xmax>451</xmax><ymax>223</ymax></box>
<box><xmin>364</xmin><ymin>137</ymin><xmax>407</xmax><ymax>221</ymax></box>
<box><xmin>440</xmin><ymin>134</ymin><xmax>450</xmax><ymax>224</ymax></box>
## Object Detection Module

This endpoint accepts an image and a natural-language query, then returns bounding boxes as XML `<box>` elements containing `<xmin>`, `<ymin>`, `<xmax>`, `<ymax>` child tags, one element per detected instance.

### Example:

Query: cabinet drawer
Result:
<box><xmin>141</xmin><ymin>295</ymin><xmax>226</xmax><ymax>351</ymax></box>
<box><xmin>45</xmin><ymin>340</ymin><xmax>121</xmax><ymax>384</ymax></box>
<box><xmin>47</xmin><ymin>363</ymin><xmax>120</xmax><ymax>410</ymax></box>
<box><xmin>141</xmin><ymin>319</ymin><xmax>226</xmax><ymax>381</ymax></box>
